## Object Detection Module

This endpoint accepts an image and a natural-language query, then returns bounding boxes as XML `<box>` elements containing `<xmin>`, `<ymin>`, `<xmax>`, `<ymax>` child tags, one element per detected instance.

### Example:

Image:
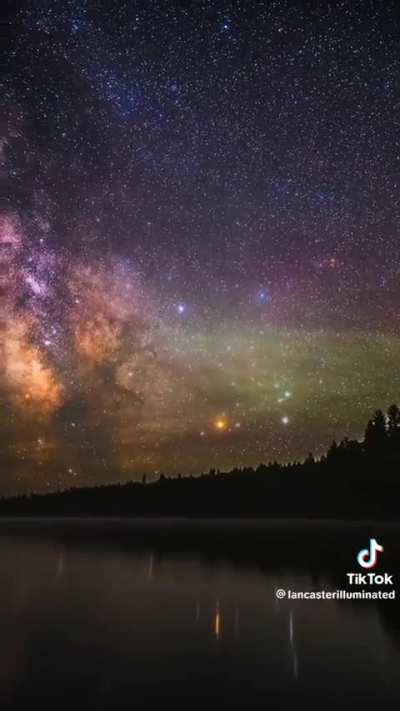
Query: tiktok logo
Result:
<box><xmin>357</xmin><ymin>538</ymin><xmax>384</xmax><ymax>569</ymax></box>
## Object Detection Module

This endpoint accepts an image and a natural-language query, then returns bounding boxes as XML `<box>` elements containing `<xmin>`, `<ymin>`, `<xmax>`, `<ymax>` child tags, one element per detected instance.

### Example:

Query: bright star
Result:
<box><xmin>215</xmin><ymin>419</ymin><xmax>227</xmax><ymax>431</ymax></box>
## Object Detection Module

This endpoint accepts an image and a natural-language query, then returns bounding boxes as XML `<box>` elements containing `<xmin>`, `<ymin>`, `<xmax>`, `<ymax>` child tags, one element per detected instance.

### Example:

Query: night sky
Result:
<box><xmin>2</xmin><ymin>0</ymin><xmax>400</xmax><ymax>494</ymax></box>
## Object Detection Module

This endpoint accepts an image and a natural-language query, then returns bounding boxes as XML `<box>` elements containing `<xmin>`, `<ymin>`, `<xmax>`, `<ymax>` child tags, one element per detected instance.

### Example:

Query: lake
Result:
<box><xmin>0</xmin><ymin>518</ymin><xmax>399</xmax><ymax>709</ymax></box>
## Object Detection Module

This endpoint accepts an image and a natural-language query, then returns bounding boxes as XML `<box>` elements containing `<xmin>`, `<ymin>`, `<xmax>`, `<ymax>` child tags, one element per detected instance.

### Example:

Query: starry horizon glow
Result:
<box><xmin>1</xmin><ymin>1</ymin><xmax>400</xmax><ymax>494</ymax></box>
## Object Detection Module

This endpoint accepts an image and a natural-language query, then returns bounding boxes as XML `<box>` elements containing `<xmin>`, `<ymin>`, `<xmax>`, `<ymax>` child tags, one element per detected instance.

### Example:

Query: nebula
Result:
<box><xmin>2</xmin><ymin>1</ymin><xmax>400</xmax><ymax>493</ymax></box>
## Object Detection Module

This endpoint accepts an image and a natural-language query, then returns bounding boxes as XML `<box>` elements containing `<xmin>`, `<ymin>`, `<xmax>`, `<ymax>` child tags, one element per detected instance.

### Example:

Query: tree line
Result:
<box><xmin>1</xmin><ymin>405</ymin><xmax>400</xmax><ymax>519</ymax></box>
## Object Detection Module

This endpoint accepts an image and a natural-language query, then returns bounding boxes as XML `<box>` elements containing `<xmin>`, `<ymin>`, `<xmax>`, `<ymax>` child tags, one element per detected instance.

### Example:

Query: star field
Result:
<box><xmin>1</xmin><ymin>1</ymin><xmax>400</xmax><ymax>494</ymax></box>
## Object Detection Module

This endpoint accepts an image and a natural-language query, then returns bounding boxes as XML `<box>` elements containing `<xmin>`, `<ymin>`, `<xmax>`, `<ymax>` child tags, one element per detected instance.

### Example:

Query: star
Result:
<box><xmin>1</xmin><ymin>0</ymin><xmax>398</xmax><ymax>494</ymax></box>
<box><xmin>214</xmin><ymin>419</ymin><xmax>228</xmax><ymax>432</ymax></box>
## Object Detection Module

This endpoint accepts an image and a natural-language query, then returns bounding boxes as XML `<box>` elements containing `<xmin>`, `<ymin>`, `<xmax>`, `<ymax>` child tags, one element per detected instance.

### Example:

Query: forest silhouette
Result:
<box><xmin>1</xmin><ymin>405</ymin><xmax>400</xmax><ymax>519</ymax></box>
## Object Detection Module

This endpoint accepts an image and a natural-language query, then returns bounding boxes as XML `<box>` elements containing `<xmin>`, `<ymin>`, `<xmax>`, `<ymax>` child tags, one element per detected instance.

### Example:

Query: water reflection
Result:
<box><xmin>0</xmin><ymin>519</ymin><xmax>399</xmax><ymax>709</ymax></box>
<box><xmin>288</xmin><ymin>609</ymin><xmax>298</xmax><ymax>681</ymax></box>
<box><xmin>214</xmin><ymin>600</ymin><xmax>221</xmax><ymax>640</ymax></box>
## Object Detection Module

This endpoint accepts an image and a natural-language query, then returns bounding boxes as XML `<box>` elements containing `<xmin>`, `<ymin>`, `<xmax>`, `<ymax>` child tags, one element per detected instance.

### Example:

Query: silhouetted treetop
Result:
<box><xmin>0</xmin><ymin>405</ymin><xmax>399</xmax><ymax>519</ymax></box>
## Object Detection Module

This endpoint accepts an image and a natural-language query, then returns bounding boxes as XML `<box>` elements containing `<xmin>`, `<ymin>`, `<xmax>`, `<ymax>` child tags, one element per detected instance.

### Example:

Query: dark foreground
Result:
<box><xmin>0</xmin><ymin>518</ymin><xmax>400</xmax><ymax>709</ymax></box>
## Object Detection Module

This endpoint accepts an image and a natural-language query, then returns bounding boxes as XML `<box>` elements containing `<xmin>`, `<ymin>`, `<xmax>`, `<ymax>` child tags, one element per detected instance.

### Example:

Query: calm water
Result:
<box><xmin>1</xmin><ymin>519</ymin><xmax>400</xmax><ymax>709</ymax></box>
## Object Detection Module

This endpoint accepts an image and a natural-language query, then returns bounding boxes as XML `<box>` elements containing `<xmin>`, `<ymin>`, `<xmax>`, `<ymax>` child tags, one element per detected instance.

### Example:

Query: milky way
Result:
<box><xmin>1</xmin><ymin>1</ymin><xmax>400</xmax><ymax>494</ymax></box>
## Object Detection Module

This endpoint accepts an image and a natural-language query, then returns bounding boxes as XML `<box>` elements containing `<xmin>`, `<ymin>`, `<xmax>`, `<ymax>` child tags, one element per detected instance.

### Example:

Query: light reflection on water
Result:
<box><xmin>0</xmin><ymin>520</ymin><xmax>399</xmax><ymax>709</ymax></box>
